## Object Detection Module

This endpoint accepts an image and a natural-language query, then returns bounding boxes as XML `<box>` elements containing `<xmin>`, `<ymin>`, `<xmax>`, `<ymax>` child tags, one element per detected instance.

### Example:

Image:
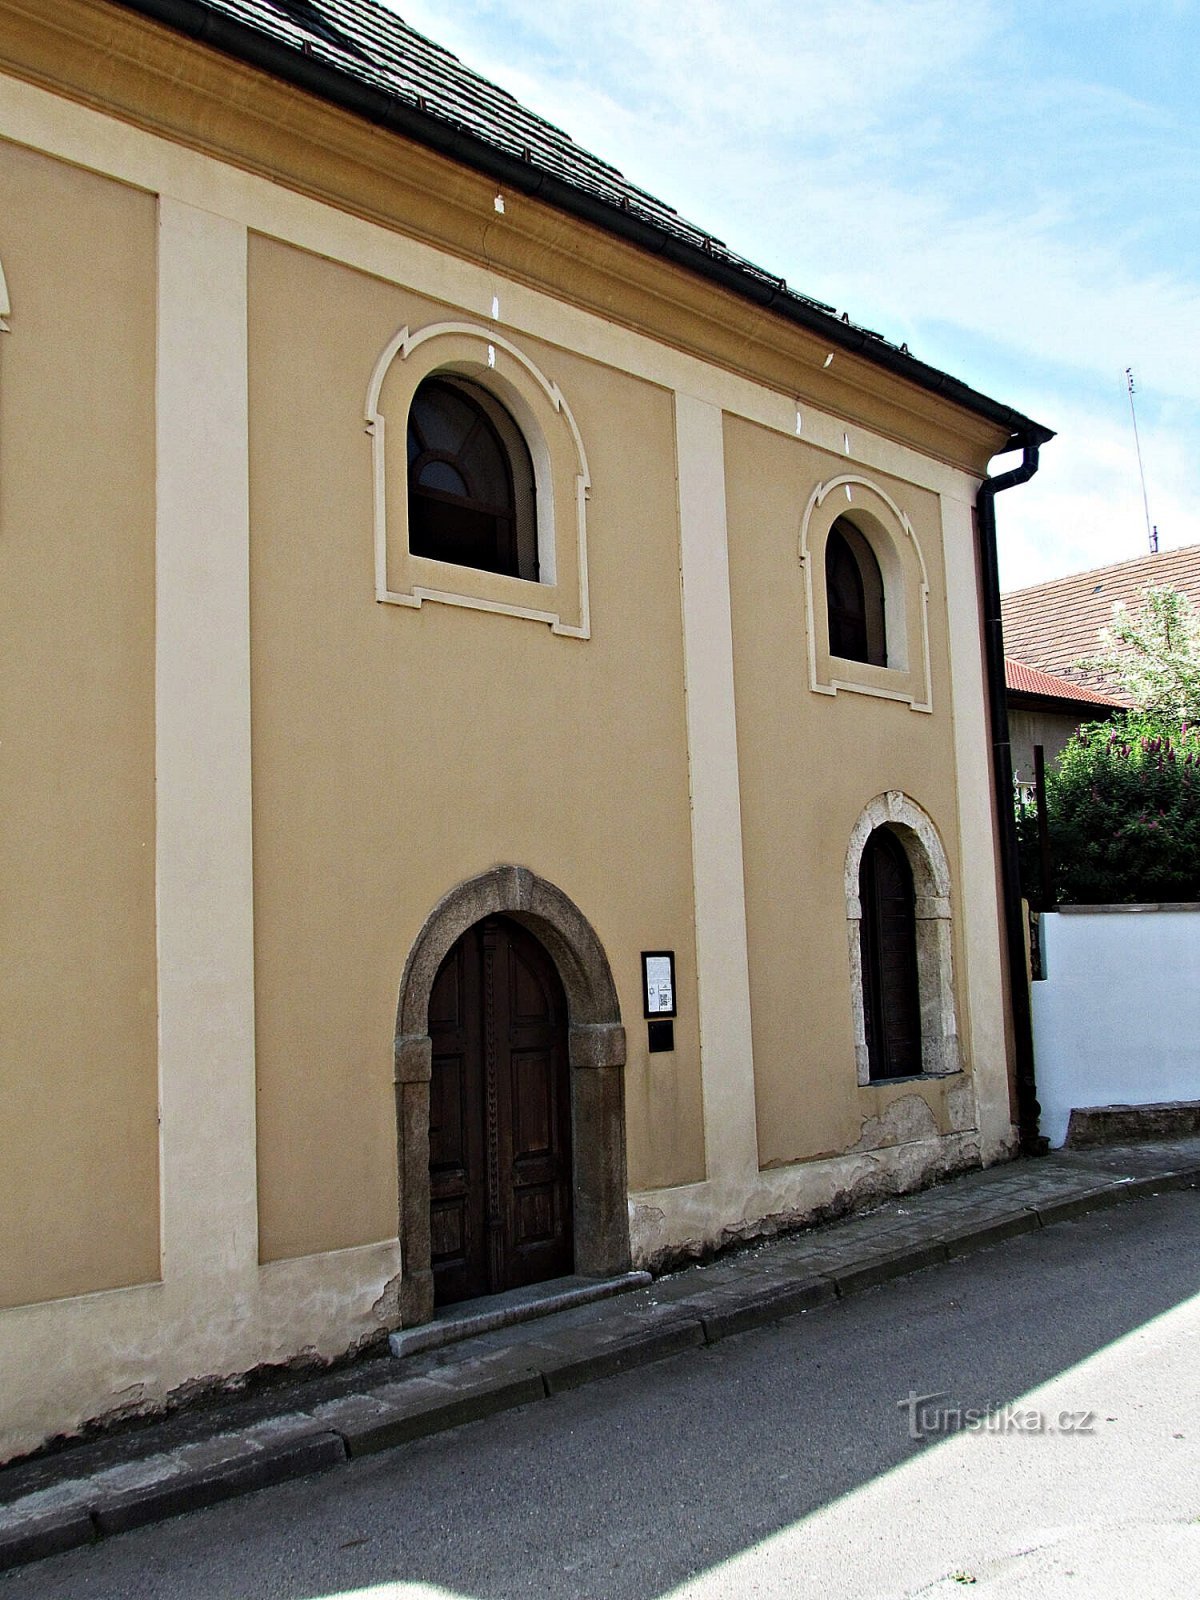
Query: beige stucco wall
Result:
<box><xmin>247</xmin><ymin>236</ymin><xmax>706</xmax><ymax>1264</ymax></box>
<box><xmin>723</xmin><ymin>416</ymin><xmax>974</xmax><ymax>1168</ymax></box>
<box><xmin>0</xmin><ymin>21</ymin><xmax>1020</xmax><ymax>1456</ymax></box>
<box><xmin>0</xmin><ymin>140</ymin><xmax>160</xmax><ymax>1310</ymax></box>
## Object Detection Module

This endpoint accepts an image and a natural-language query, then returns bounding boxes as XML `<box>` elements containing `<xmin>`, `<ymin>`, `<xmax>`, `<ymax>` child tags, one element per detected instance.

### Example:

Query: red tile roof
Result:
<box><xmin>1004</xmin><ymin>659</ymin><xmax>1124</xmax><ymax>705</ymax></box>
<box><xmin>1001</xmin><ymin>543</ymin><xmax>1200</xmax><ymax>701</ymax></box>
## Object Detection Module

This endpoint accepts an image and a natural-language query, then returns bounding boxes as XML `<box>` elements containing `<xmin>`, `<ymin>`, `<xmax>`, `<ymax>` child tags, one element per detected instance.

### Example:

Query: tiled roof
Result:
<box><xmin>184</xmin><ymin>0</ymin><xmax>767</xmax><ymax>274</ymax></box>
<box><xmin>1001</xmin><ymin>543</ymin><xmax>1200</xmax><ymax>700</ymax></box>
<box><xmin>116</xmin><ymin>0</ymin><xmax>1050</xmax><ymax>448</ymax></box>
<box><xmin>1004</xmin><ymin>659</ymin><xmax>1124</xmax><ymax>707</ymax></box>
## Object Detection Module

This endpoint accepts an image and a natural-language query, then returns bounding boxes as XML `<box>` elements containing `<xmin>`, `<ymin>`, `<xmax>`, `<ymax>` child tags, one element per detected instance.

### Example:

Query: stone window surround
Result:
<box><xmin>366</xmin><ymin>320</ymin><xmax>592</xmax><ymax>637</ymax></box>
<box><xmin>845</xmin><ymin>792</ymin><xmax>962</xmax><ymax>1086</ymax></box>
<box><xmin>799</xmin><ymin>474</ymin><xmax>933</xmax><ymax>712</ymax></box>
<box><xmin>392</xmin><ymin>866</ymin><xmax>630</xmax><ymax>1327</ymax></box>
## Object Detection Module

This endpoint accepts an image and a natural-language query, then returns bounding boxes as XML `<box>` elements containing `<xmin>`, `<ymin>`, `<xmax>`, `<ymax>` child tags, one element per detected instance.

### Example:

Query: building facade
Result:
<box><xmin>1002</xmin><ymin>546</ymin><xmax>1200</xmax><ymax>782</ymax></box>
<box><xmin>0</xmin><ymin>0</ymin><xmax>1048</xmax><ymax>1460</ymax></box>
<box><xmin>1005</xmin><ymin>660</ymin><xmax>1123</xmax><ymax>789</ymax></box>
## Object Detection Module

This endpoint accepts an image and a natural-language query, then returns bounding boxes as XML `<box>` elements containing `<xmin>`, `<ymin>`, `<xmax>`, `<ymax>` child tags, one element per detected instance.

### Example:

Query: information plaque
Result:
<box><xmin>641</xmin><ymin>951</ymin><xmax>677</xmax><ymax>1018</ymax></box>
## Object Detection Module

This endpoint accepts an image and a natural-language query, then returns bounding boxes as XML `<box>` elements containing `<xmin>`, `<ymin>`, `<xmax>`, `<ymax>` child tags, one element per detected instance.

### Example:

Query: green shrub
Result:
<box><xmin>1017</xmin><ymin>712</ymin><xmax>1200</xmax><ymax>905</ymax></box>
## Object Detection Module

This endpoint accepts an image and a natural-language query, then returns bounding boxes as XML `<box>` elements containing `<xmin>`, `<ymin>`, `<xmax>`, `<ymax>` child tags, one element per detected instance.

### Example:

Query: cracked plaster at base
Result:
<box><xmin>846</xmin><ymin>1092</ymin><xmax>941</xmax><ymax>1154</ymax></box>
<box><xmin>946</xmin><ymin>1076</ymin><xmax>978</xmax><ymax>1134</ymax></box>
<box><xmin>0</xmin><ymin>205</ymin><xmax>409</xmax><ymax>1468</ymax></box>
<box><xmin>628</xmin><ymin>1130</ymin><xmax>988</xmax><ymax>1271</ymax></box>
<box><xmin>0</xmin><ymin>1238</ymin><xmax>400</xmax><ymax>1464</ymax></box>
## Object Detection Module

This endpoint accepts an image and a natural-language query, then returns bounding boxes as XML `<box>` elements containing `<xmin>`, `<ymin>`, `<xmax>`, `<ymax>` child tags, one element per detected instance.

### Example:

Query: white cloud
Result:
<box><xmin>997</xmin><ymin>393</ymin><xmax>1200</xmax><ymax>590</ymax></box>
<box><xmin>400</xmin><ymin>0</ymin><xmax>994</xmax><ymax>134</ymax></box>
<box><xmin>393</xmin><ymin>0</ymin><xmax>1200</xmax><ymax>399</ymax></box>
<box><xmin>387</xmin><ymin>0</ymin><xmax>1199</xmax><ymax>584</ymax></box>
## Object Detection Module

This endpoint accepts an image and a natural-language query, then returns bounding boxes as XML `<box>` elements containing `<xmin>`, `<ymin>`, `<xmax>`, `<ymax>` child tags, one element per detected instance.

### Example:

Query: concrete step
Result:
<box><xmin>1066</xmin><ymin>1100</ymin><xmax>1200</xmax><ymax>1147</ymax></box>
<box><xmin>387</xmin><ymin>1271</ymin><xmax>652</xmax><ymax>1359</ymax></box>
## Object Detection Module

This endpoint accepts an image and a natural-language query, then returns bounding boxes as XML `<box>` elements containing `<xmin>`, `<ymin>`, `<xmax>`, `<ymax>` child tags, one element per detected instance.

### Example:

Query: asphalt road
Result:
<box><xmin>5</xmin><ymin>1189</ymin><xmax>1200</xmax><ymax>1600</ymax></box>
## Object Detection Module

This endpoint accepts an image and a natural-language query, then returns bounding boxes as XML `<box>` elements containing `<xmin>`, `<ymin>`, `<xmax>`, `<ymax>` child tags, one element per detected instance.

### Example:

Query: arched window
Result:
<box><xmin>826</xmin><ymin>518</ymin><xmax>886</xmax><ymax>665</ymax></box>
<box><xmin>407</xmin><ymin>376</ymin><xmax>538</xmax><ymax>580</ymax></box>
<box><xmin>858</xmin><ymin>826</ymin><xmax>922</xmax><ymax>1080</ymax></box>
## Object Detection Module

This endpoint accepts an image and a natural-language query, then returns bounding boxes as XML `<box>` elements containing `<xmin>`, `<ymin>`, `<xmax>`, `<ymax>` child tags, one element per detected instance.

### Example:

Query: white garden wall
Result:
<box><xmin>1031</xmin><ymin>905</ymin><xmax>1200</xmax><ymax>1147</ymax></box>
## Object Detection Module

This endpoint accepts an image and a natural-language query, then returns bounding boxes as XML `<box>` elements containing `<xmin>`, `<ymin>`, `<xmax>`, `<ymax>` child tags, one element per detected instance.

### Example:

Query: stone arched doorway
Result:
<box><xmin>844</xmin><ymin>792</ymin><xmax>962</xmax><ymax>1087</ymax></box>
<box><xmin>394</xmin><ymin>867</ymin><xmax>629</xmax><ymax>1326</ymax></box>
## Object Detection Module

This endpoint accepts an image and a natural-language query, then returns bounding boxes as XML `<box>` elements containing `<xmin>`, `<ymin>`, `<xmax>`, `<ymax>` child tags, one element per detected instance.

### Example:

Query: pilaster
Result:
<box><xmin>674</xmin><ymin>392</ymin><xmax>760</xmax><ymax>1188</ymax></box>
<box><xmin>155</xmin><ymin>197</ymin><xmax>259</xmax><ymax>1306</ymax></box>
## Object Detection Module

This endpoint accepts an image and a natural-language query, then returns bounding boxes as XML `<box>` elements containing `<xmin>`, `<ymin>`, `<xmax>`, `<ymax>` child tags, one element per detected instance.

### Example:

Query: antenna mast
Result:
<box><xmin>1125</xmin><ymin>367</ymin><xmax>1157</xmax><ymax>553</ymax></box>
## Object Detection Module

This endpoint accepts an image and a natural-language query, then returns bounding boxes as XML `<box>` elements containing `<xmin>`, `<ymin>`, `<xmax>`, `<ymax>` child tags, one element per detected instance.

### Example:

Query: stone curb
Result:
<box><xmin>1027</xmin><ymin>1186</ymin><xmax>1134</xmax><ymax>1227</ymax></box>
<box><xmin>91</xmin><ymin>1431</ymin><xmax>347</xmax><ymax>1538</ymax></box>
<box><xmin>536</xmin><ymin>1314</ymin><xmax>706</xmax><ymax>1394</ymax></box>
<box><xmin>0</xmin><ymin>1425</ymin><xmax>347</xmax><ymax>1574</ymax></box>
<box><xmin>826</xmin><ymin>1239</ymin><xmax>950</xmax><ymax>1296</ymax></box>
<box><xmin>938</xmin><ymin>1210</ymin><xmax>1041</xmax><ymax>1256</ymax></box>
<box><xmin>0</xmin><ymin>1503</ymin><xmax>96</xmax><ymax>1573</ymax></box>
<box><xmin>311</xmin><ymin>1369</ymin><xmax>547</xmax><ymax>1458</ymax></box>
<box><xmin>3</xmin><ymin>1154</ymin><xmax>1199</xmax><ymax>1574</ymax></box>
<box><xmin>1123</xmin><ymin>1168</ymin><xmax>1200</xmax><ymax>1196</ymax></box>
<box><xmin>691</xmin><ymin>1277</ymin><xmax>838</xmax><ymax>1343</ymax></box>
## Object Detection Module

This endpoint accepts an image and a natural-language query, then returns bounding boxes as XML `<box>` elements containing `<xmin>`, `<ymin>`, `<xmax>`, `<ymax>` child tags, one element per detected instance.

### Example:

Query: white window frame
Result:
<box><xmin>365</xmin><ymin>321</ymin><xmax>591</xmax><ymax>638</ymax></box>
<box><xmin>800</xmin><ymin>474</ymin><xmax>933</xmax><ymax>712</ymax></box>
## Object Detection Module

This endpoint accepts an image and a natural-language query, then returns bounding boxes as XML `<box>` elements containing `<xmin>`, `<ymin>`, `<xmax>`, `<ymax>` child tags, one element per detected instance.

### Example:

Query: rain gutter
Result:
<box><xmin>977</xmin><ymin>440</ymin><xmax>1048</xmax><ymax>1155</ymax></box>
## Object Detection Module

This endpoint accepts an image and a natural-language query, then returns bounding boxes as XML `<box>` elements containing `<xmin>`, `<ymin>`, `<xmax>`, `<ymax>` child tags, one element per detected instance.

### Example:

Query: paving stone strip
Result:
<box><xmin>3</xmin><ymin>1139</ymin><xmax>1198</xmax><ymax>1573</ymax></box>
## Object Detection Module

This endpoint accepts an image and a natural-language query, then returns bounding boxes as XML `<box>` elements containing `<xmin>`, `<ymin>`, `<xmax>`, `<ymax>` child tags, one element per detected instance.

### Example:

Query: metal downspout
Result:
<box><xmin>976</xmin><ymin>439</ymin><xmax>1047</xmax><ymax>1156</ymax></box>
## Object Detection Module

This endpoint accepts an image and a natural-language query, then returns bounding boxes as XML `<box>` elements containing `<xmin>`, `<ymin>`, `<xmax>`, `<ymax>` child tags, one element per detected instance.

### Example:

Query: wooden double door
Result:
<box><xmin>428</xmin><ymin>916</ymin><xmax>574</xmax><ymax>1305</ymax></box>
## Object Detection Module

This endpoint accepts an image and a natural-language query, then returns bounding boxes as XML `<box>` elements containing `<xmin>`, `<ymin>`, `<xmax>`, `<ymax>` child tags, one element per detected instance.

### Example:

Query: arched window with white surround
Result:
<box><xmin>366</xmin><ymin>322</ymin><xmax>591</xmax><ymax>638</ymax></box>
<box><xmin>800</xmin><ymin>476</ymin><xmax>932</xmax><ymax>711</ymax></box>
<box><xmin>858</xmin><ymin>824</ymin><xmax>922</xmax><ymax>1079</ymax></box>
<box><xmin>845</xmin><ymin>792</ymin><xmax>962</xmax><ymax>1086</ymax></box>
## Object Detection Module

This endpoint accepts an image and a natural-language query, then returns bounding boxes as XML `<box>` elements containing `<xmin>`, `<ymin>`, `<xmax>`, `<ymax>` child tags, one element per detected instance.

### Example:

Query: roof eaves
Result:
<box><xmin>112</xmin><ymin>0</ymin><xmax>1053</xmax><ymax>452</ymax></box>
<box><xmin>1002</xmin><ymin>542</ymin><xmax>1200</xmax><ymax>603</ymax></box>
<box><xmin>1004</xmin><ymin>660</ymin><xmax>1126</xmax><ymax>707</ymax></box>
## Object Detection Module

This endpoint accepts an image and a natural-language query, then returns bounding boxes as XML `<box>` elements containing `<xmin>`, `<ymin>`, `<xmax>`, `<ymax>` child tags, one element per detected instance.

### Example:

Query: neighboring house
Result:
<box><xmin>1004</xmin><ymin>544</ymin><xmax>1200</xmax><ymax>690</ymax></box>
<box><xmin>1001</xmin><ymin>545</ymin><xmax>1200</xmax><ymax>776</ymax></box>
<box><xmin>0</xmin><ymin>0</ymin><xmax>1050</xmax><ymax>1460</ymax></box>
<box><xmin>1004</xmin><ymin>660</ymin><xmax>1124</xmax><ymax>788</ymax></box>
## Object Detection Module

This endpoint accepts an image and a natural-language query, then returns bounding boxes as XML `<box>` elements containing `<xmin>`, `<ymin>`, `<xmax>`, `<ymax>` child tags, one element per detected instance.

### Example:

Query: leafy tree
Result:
<box><xmin>1076</xmin><ymin>585</ymin><xmax>1200</xmax><ymax>720</ymax></box>
<box><xmin>1017</xmin><ymin>585</ymin><xmax>1200</xmax><ymax>904</ymax></box>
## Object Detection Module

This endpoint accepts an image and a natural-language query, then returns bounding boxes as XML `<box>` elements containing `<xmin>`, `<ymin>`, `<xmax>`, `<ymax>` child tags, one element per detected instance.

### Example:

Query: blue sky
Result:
<box><xmin>387</xmin><ymin>0</ymin><xmax>1199</xmax><ymax>590</ymax></box>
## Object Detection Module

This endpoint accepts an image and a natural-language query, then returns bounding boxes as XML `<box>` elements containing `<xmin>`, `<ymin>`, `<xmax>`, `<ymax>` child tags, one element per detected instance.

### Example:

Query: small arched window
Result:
<box><xmin>826</xmin><ymin>518</ymin><xmax>886</xmax><ymax>666</ymax></box>
<box><xmin>407</xmin><ymin>376</ymin><xmax>538</xmax><ymax>580</ymax></box>
<box><xmin>859</xmin><ymin>826</ymin><xmax>922</xmax><ymax>1080</ymax></box>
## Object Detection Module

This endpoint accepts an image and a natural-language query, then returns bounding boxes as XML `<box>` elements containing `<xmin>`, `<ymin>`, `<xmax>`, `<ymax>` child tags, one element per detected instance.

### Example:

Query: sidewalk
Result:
<box><xmin>3</xmin><ymin>1137</ymin><xmax>1199</xmax><ymax>1574</ymax></box>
